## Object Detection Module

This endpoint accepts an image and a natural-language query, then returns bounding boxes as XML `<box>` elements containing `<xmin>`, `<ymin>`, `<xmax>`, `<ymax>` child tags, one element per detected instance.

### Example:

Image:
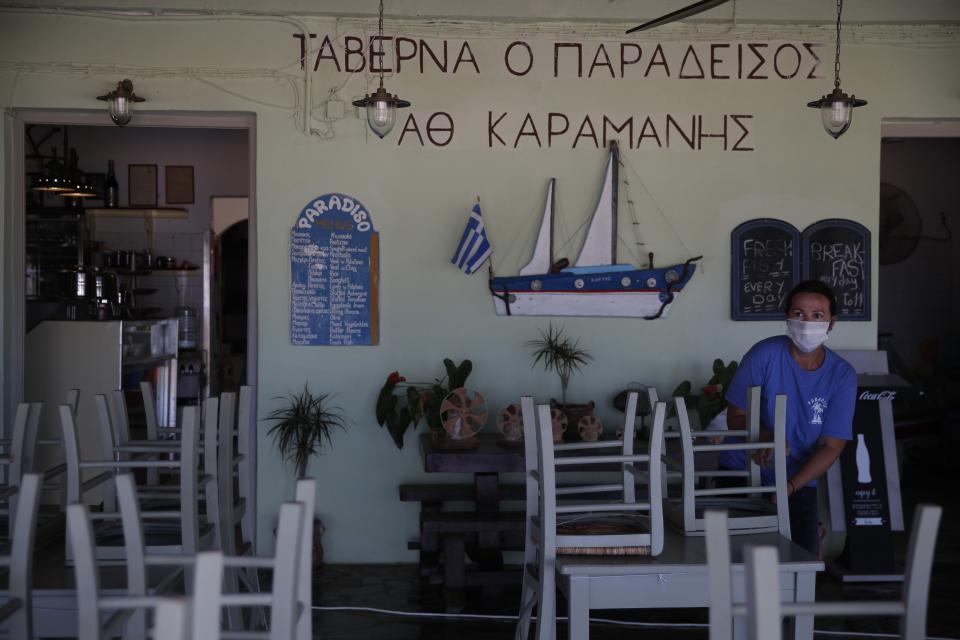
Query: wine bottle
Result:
<box><xmin>105</xmin><ymin>159</ymin><xmax>119</xmax><ymax>208</ymax></box>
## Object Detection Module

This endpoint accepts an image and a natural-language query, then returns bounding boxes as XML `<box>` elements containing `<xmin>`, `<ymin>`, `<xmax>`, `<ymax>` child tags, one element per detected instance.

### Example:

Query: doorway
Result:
<box><xmin>878</xmin><ymin>121</ymin><xmax>960</xmax><ymax>480</ymax></box>
<box><xmin>3</xmin><ymin>111</ymin><xmax>258</xmax><ymax>426</ymax></box>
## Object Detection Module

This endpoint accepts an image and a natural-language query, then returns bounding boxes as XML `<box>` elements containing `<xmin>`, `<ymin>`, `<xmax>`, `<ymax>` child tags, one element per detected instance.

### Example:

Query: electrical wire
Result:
<box><xmin>310</xmin><ymin>605</ymin><xmax>960</xmax><ymax>639</ymax></box>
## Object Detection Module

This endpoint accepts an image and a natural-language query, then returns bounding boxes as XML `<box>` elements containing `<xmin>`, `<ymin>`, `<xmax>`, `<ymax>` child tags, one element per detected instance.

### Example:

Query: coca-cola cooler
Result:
<box><xmin>827</xmin><ymin>350</ymin><xmax>910</xmax><ymax>582</ymax></box>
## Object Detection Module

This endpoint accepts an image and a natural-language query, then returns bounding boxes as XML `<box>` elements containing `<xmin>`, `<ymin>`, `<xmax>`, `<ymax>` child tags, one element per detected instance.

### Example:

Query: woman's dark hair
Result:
<box><xmin>783</xmin><ymin>280</ymin><xmax>837</xmax><ymax>316</ymax></box>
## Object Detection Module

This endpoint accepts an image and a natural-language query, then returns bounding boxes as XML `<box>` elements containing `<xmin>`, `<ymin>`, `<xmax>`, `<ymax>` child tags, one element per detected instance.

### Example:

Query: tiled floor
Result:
<box><xmin>313</xmin><ymin>447</ymin><xmax>960</xmax><ymax>640</ymax></box>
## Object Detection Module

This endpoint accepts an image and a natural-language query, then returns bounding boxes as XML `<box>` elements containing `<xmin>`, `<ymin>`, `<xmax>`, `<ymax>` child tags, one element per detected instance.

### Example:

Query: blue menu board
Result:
<box><xmin>290</xmin><ymin>194</ymin><xmax>379</xmax><ymax>346</ymax></box>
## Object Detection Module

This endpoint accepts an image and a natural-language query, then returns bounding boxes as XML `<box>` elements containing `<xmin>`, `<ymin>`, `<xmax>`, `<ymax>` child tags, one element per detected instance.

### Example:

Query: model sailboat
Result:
<box><xmin>488</xmin><ymin>142</ymin><xmax>700</xmax><ymax>319</ymax></box>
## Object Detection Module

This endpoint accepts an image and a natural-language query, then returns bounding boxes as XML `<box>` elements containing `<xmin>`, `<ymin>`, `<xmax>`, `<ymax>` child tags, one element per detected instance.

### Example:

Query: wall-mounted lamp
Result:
<box><xmin>806</xmin><ymin>0</ymin><xmax>866</xmax><ymax>139</ymax></box>
<box><xmin>352</xmin><ymin>0</ymin><xmax>411</xmax><ymax>138</ymax></box>
<box><xmin>97</xmin><ymin>79</ymin><xmax>145</xmax><ymax>127</ymax></box>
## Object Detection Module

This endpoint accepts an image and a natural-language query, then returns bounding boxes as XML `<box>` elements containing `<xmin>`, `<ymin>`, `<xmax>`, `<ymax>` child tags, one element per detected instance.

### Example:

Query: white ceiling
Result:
<box><xmin>2</xmin><ymin>0</ymin><xmax>960</xmax><ymax>25</ymax></box>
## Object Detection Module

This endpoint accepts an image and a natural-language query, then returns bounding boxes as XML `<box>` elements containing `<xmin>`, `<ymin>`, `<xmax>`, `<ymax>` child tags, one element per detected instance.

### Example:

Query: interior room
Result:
<box><xmin>0</xmin><ymin>1</ymin><xmax>958</xmax><ymax>639</ymax></box>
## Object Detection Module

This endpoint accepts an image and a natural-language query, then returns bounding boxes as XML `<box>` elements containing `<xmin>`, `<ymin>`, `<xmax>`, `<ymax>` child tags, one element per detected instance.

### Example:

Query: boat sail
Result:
<box><xmin>488</xmin><ymin>141</ymin><xmax>700</xmax><ymax>319</ymax></box>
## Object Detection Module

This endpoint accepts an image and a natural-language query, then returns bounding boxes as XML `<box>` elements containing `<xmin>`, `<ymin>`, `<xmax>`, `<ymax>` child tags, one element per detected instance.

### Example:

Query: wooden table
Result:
<box><xmin>415</xmin><ymin>433</ymin><xmax>525</xmax><ymax>611</ymax></box>
<box><xmin>556</xmin><ymin>529</ymin><xmax>823</xmax><ymax>640</ymax></box>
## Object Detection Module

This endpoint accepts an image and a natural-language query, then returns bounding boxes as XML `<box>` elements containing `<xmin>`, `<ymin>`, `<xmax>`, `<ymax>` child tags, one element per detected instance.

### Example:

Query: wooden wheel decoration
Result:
<box><xmin>550</xmin><ymin>408</ymin><xmax>568</xmax><ymax>443</ymax></box>
<box><xmin>577</xmin><ymin>414</ymin><xmax>603</xmax><ymax>442</ymax></box>
<box><xmin>498</xmin><ymin>403</ymin><xmax>524</xmax><ymax>443</ymax></box>
<box><xmin>440</xmin><ymin>388</ymin><xmax>488</xmax><ymax>441</ymax></box>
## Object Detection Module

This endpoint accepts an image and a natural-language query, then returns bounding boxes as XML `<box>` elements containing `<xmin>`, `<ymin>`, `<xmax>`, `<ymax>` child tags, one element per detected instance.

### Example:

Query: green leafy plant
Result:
<box><xmin>670</xmin><ymin>358</ymin><xmax>739</xmax><ymax>427</ymax></box>
<box><xmin>375</xmin><ymin>358</ymin><xmax>473</xmax><ymax>450</ymax></box>
<box><xmin>266</xmin><ymin>384</ymin><xmax>348</xmax><ymax>478</ymax></box>
<box><xmin>526</xmin><ymin>323</ymin><xmax>592</xmax><ymax>405</ymax></box>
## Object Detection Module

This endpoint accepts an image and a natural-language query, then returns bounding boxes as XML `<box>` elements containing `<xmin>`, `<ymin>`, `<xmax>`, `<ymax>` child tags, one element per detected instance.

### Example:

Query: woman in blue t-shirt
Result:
<box><xmin>720</xmin><ymin>280</ymin><xmax>857</xmax><ymax>555</ymax></box>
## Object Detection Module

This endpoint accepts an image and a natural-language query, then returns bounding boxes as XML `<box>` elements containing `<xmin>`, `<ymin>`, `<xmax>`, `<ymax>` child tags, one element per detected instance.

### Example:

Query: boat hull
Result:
<box><xmin>489</xmin><ymin>264</ymin><xmax>695</xmax><ymax>318</ymax></box>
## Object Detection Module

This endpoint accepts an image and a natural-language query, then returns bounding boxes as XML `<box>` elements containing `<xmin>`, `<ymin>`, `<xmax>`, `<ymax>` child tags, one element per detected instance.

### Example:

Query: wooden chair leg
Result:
<box><xmin>441</xmin><ymin>534</ymin><xmax>466</xmax><ymax>613</ymax></box>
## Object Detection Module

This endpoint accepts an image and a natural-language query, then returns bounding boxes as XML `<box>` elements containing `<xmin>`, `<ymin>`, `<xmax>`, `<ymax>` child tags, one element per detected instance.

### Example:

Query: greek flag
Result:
<box><xmin>451</xmin><ymin>203</ymin><xmax>491</xmax><ymax>275</ymax></box>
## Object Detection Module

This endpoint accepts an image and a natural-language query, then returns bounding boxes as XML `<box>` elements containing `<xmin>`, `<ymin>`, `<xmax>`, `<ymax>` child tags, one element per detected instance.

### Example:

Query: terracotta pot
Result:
<box><xmin>550</xmin><ymin>399</ymin><xmax>595</xmax><ymax>442</ymax></box>
<box><xmin>277</xmin><ymin>516</ymin><xmax>325</xmax><ymax>570</ymax></box>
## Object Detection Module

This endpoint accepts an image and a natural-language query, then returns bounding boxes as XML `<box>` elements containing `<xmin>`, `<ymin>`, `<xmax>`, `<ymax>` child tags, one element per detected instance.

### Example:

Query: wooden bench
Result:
<box><xmin>399</xmin><ymin>482</ymin><xmax>525</xmax><ymax>504</ymax></box>
<box><xmin>400</xmin><ymin>483</ymin><xmax>525</xmax><ymax>573</ymax></box>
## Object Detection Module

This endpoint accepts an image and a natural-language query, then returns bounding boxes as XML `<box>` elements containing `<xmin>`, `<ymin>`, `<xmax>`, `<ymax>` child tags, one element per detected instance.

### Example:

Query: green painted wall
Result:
<box><xmin>1</xmin><ymin>12</ymin><xmax>958</xmax><ymax>561</ymax></box>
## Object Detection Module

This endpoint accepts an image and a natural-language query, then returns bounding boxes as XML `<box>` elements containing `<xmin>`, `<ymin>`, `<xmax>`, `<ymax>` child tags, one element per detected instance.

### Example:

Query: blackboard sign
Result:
<box><xmin>730</xmin><ymin>219</ymin><xmax>801</xmax><ymax>320</ymax></box>
<box><xmin>290</xmin><ymin>193</ymin><xmax>380</xmax><ymax>346</ymax></box>
<box><xmin>802</xmin><ymin>219</ymin><xmax>870</xmax><ymax>320</ymax></box>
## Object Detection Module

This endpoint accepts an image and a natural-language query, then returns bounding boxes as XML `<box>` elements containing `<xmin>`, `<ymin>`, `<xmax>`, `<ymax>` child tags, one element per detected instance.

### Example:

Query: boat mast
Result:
<box><xmin>610</xmin><ymin>140</ymin><xmax>619</xmax><ymax>264</ymax></box>
<box><xmin>549</xmin><ymin>177</ymin><xmax>555</xmax><ymax>268</ymax></box>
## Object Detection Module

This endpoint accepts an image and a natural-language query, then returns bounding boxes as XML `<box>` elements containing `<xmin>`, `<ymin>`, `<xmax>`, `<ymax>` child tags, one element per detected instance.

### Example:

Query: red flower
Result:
<box><xmin>386</xmin><ymin>371</ymin><xmax>406</xmax><ymax>386</ymax></box>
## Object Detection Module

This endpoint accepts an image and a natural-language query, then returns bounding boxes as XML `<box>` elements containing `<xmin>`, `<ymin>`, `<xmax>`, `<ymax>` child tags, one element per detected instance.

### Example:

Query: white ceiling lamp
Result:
<box><xmin>97</xmin><ymin>79</ymin><xmax>145</xmax><ymax>127</ymax></box>
<box><xmin>352</xmin><ymin>0</ymin><xmax>411</xmax><ymax>139</ymax></box>
<box><xmin>806</xmin><ymin>0</ymin><xmax>867</xmax><ymax>139</ymax></box>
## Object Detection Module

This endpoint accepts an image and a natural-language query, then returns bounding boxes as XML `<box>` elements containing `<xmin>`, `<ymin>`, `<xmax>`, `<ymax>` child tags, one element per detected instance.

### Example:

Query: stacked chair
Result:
<box><xmin>717</xmin><ymin>504</ymin><xmax>942</xmax><ymax>640</ymax></box>
<box><xmin>62</xmin><ymin>403</ymin><xmax>216</xmax><ymax>562</ymax></box>
<box><xmin>67</xmin><ymin>472</ymin><xmax>315</xmax><ymax>639</ymax></box>
<box><xmin>664</xmin><ymin>387</ymin><xmax>790</xmax><ymax>536</ymax></box>
<box><xmin>516</xmin><ymin>392</ymin><xmax>665</xmax><ymax>640</ymax></box>
<box><xmin>37</xmin><ymin>381</ymin><xmax>310</xmax><ymax>639</ymax></box>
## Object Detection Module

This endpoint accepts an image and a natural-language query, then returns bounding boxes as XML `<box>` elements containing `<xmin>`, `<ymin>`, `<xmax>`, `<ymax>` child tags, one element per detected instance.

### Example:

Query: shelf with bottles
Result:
<box><xmin>109</xmin><ymin>268</ymin><xmax>200</xmax><ymax>277</ymax></box>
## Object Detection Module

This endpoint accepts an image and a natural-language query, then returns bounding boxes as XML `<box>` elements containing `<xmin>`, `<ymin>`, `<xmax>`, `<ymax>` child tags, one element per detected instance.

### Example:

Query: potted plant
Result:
<box><xmin>670</xmin><ymin>358</ymin><xmax>739</xmax><ymax>430</ymax></box>
<box><xmin>375</xmin><ymin>358</ymin><xmax>473</xmax><ymax>449</ymax></box>
<box><xmin>526</xmin><ymin>323</ymin><xmax>594</xmax><ymax>440</ymax></box>
<box><xmin>266</xmin><ymin>383</ymin><xmax>348</xmax><ymax>566</ymax></box>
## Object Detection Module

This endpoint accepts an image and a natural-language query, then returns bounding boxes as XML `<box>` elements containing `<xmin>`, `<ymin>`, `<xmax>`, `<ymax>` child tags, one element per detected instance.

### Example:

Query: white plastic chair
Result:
<box><xmin>117</xmin><ymin>472</ymin><xmax>315</xmax><ymax>640</ymax></box>
<box><xmin>516</xmin><ymin>396</ymin><xmax>665</xmax><ymax>640</ymax></box>
<box><xmin>112</xmin><ymin>390</ymin><xmax>261</xmax><ymax>630</ymax></box>
<box><xmin>665</xmin><ymin>387</ymin><xmax>790</xmax><ymax>537</ymax></box>
<box><xmin>0</xmin><ymin>473</ymin><xmax>42</xmax><ymax>640</ymax></box>
<box><xmin>152</xmin><ymin>597</ymin><xmax>191</xmax><ymax>640</ymax></box>
<box><xmin>61</xmin><ymin>404</ymin><xmax>216</xmax><ymax>562</ymax></box>
<box><xmin>0</xmin><ymin>404</ymin><xmax>35</xmax><ymax>527</ymax></box>
<box><xmin>68</xmin><ymin>494</ymin><xmax>222</xmax><ymax>640</ymax></box>
<box><xmin>713</xmin><ymin>503</ymin><xmax>943</xmax><ymax>640</ymax></box>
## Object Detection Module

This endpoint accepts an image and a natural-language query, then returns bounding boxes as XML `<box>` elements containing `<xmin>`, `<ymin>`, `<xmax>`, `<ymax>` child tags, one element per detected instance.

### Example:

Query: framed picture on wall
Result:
<box><xmin>128</xmin><ymin>164</ymin><xmax>158</xmax><ymax>207</ymax></box>
<box><xmin>165</xmin><ymin>165</ymin><xmax>195</xmax><ymax>205</ymax></box>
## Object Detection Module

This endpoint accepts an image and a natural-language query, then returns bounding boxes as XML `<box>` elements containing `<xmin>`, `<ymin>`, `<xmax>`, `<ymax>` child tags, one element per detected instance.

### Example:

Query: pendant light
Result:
<box><xmin>97</xmin><ymin>79</ymin><xmax>145</xmax><ymax>127</ymax></box>
<box><xmin>60</xmin><ymin>148</ymin><xmax>98</xmax><ymax>199</ymax></box>
<box><xmin>32</xmin><ymin>146</ymin><xmax>71</xmax><ymax>193</ymax></box>
<box><xmin>806</xmin><ymin>0</ymin><xmax>866</xmax><ymax>139</ymax></box>
<box><xmin>352</xmin><ymin>0</ymin><xmax>411</xmax><ymax>138</ymax></box>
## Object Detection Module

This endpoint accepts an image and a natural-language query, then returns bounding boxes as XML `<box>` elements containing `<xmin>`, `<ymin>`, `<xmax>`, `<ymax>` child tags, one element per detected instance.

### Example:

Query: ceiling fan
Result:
<box><xmin>625</xmin><ymin>0</ymin><xmax>733</xmax><ymax>33</ymax></box>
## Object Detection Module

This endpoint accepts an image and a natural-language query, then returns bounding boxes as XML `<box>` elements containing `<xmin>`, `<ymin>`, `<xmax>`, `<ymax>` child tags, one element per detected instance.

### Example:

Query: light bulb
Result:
<box><xmin>366</xmin><ymin>99</ymin><xmax>396</xmax><ymax>139</ymax></box>
<box><xmin>110</xmin><ymin>95</ymin><xmax>132</xmax><ymax>126</ymax></box>
<box><xmin>821</xmin><ymin>99</ymin><xmax>852</xmax><ymax>139</ymax></box>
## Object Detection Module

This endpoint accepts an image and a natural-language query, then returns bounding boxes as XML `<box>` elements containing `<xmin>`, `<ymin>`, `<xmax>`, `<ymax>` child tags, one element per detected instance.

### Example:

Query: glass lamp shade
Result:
<box><xmin>807</xmin><ymin>87</ymin><xmax>867</xmax><ymax>139</ymax></box>
<box><xmin>353</xmin><ymin>86</ymin><xmax>411</xmax><ymax>139</ymax></box>
<box><xmin>97</xmin><ymin>79</ymin><xmax>145</xmax><ymax>127</ymax></box>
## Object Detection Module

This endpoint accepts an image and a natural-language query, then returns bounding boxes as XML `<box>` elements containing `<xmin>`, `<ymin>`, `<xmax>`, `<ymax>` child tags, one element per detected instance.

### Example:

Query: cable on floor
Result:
<box><xmin>312</xmin><ymin>605</ymin><xmax>959</xmax><ymax>640</ymax></box>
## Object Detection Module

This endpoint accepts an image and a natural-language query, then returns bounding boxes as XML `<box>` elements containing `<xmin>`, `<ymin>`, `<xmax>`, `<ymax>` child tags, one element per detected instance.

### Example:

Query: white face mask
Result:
<box><xmin>786</xmin><ymin>319</ymin><xmax>830</xmax><ymax>353</ymax></box>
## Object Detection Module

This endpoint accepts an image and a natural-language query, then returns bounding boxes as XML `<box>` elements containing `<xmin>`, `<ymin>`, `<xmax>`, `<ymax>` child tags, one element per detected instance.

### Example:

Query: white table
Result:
<box><xmin>556</xmin><ymin>529</ymin><xmax>823</xmax><ymax>640</ymax></box>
